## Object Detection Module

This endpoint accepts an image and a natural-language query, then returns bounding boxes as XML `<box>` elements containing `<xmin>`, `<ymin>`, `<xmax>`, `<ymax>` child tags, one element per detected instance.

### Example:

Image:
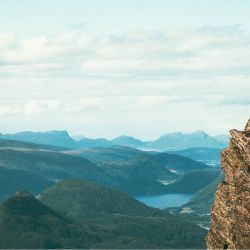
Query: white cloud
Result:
<box><xmin>0</xmin><ymin>26</ymin><xmax>250</xmax><ymax>77</ymax></box>
<box><xmin>0</xmin><ymin>26</ymin><xmax>249</xmax><ymax>137</ymax></box>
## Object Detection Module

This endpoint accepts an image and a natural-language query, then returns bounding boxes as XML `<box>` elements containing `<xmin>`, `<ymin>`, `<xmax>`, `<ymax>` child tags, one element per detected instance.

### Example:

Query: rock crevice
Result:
<box><xmin>207</xmin><ymin>119</ymin><xmax>250</xmax><ymax>249</ymax></box>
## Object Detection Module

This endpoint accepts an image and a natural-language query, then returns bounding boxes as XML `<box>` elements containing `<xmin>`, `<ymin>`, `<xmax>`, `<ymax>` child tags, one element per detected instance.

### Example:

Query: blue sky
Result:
<box><xmin>1</xmin><ymin>0</ymin><xmax>250</xmax><ymax>36</ymax></box>
<box><xmin>0</xmin><ymin>0</ymin><xmax>249</xmax><ymax>139</ymax></box>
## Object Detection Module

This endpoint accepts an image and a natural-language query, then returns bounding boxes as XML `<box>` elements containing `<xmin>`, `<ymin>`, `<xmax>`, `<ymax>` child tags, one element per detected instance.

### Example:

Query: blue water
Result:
<box><xmin>135</xmin><ymin>193</ymin><xmax>193</xmax><ymax>209</ymax></box>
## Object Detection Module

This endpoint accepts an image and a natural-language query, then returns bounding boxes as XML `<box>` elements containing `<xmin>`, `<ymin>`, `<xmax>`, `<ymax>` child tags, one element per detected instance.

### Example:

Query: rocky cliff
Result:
<box><xmin>207</xmin><ymin>119</ymin><xmax>250</xmax><ymax>249</ymax></box>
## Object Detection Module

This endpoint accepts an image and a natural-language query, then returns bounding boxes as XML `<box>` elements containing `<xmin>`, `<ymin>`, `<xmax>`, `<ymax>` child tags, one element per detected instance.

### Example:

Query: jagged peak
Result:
<box><xmin>245</xmin><ymin>118</ymin><xmax>250</xmax><ymax>132</ymax></box>
<box><xmin>207</xmin><ymin>120</ymin><xmax>250</xmax><ymax>249</ymax></box>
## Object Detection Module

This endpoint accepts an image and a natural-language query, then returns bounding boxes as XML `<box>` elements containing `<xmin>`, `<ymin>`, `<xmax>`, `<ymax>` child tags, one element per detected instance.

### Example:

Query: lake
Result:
<box><xmin>135</xmin><ymin>193</ymin><xmax>193</xmax><ymax>209</ymax></box>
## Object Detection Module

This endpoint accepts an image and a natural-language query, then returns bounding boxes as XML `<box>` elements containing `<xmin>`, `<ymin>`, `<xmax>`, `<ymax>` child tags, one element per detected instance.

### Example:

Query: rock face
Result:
<box><xmin>207</xmin><ymin>119</ymin><xmax>250</xmax><ymax>249</ymax></box>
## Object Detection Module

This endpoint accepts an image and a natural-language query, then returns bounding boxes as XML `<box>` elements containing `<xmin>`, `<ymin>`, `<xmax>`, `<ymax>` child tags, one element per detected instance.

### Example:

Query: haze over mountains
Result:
<box><xmin>0</xmin><ymin>136</ymin><xmax>216</xmax><ymax>199</ymax></box>
<box><xmin>0</xmin><ymin>128</ymin><xmax>226</xmax><ymax>248</ymax></box>
<box><xmin>0</xmin><ymin>130</ymin><xmax>229</xmax><ymax>151</ymax></box>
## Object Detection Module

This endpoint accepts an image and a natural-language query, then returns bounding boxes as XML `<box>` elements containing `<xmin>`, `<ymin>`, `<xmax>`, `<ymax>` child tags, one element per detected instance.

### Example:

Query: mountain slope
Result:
<box><xmin>0</xmin><ymin>167</ymin><xmax>53</xmax><ymax>201</ymax></box>
<box><xmin>0</xmin><ymin>191</ymin><xmax>100</xmax><ymax>249</ymax></box>
<box><xmin>97</xmin><ymin>155</ymin><xmax>176</xmax><ymax>181</ymax></box>
<box><xmin>39</xmin><ymin>179</ymin><xmax>207</xmax><ymax>249</ymax></box>
<box><xmin>65</xmin><ymin>147</ymin><xmax>207</xmax><ymax>177</ymax></box>
<box><xmin>0</xmin><ymin>142</ymin><xmax>174</xmax><ymax>196</ymax></box>
<box><xmin>0</xmin><ymin>140</ymin><xmax>170</xmax><ymax>197</ymax></box>
<box><xmin>0</xmin><ymin>148</ymin><xmax>112</xmax><ymax>186</ymax></box>
<box><xmin>64</xmin><ymin>145</ymin><xmax>147</xmax><ymax>163</ymax></box>
<box><xmin>182</xmin><ymin>173</ymin><xmax>224</xmax><ymax>214</ymax></box>
<box><xmin>168</xmin><ymin>147</ymin><xmax>222</xmax><ymax>166</ymax></box>
<box><xmin>39</xmin><ymin>179</ymin><xmax>157</xmax><ymax>219</ymax></box>
<box><xmin>163</xmin><ymin>169</ymin><xmax>220</xmax><ymax>194</ymax></box>
<box><xmin>153</xmin><ymin>152</ymin><xmax>208</xmax><ymax>174</ymax></box>
<box><xmin>0</xmin><ymin>181</ymin><xmax>207</xmax><ymax>249</ymax></box>
<box><xmin>165</xmin><ymin>173</ymin><xmax>223</xmax><ymax>230</ymax></box>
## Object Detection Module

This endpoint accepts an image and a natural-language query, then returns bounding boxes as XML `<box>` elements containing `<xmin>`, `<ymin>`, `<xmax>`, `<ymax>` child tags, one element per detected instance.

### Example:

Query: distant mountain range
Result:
<box><xmin>0</xmin><ymin>131</ymin><xmax>113</xmax><ymax>149</ymax></box>
<box><xmin>0</xmin><ymin>137</ymin><xmax>218</xmax><ymax>199</ymax></box>
<box><xmin>145</xmin><ymin>131</ymin><xmax>228</xmax><ymax>150</ymax></box>
<box><xmin>0</xmin><ymin>130</ymin><xmax>229</xmax><ymax>151</ymax></box>
<box><xmin>168</xmin><ymin>147</ymin><xmax>222</xmax><ymax>166</ymax></box>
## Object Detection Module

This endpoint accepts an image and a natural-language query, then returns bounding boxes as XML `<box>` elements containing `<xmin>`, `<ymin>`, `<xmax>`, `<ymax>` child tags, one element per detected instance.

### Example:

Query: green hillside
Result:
<box><xmin>153</xmin><ymin>152</ymin><xmax>208</xmax><ymax>173</ymax></box>
<box><xmin>168</xmin><ymin>147</ymin><xmax>222</xmax><ymax>165</ymax></box>
<box><xmin>64</xmin><ymin>145</ymin><xmax>147</xmax><ymax>162</ymax></box>
<box><xmin>66</xmin><ymin>146</ymin><xmax>207</xmax><ymax>176</ymax></box>
<box><xmin>163</xmin><ymin>169</ymin><xmax>220</xmax><ymax>194</ymax></box>
<box><xmin>0</xmin><ymin>146</ymin><xmax>171</xmax><ymax>196</ymax></box>
<box><xmin>166</xmin><ymin>173</ymin><xmax>223</xmax><ymax>229</ymax></box>
<box><xmin>0</xmin><ymin>191</ymin><xmax>102</xmax><ymax>249</ymax></box>
<box><xmin>0</xmin><ymin>183</ymin><xmax>207</xmax><ymax>249</ymax></box>
<box><xmin>182</xmin><ymin>173</ymin><xmax>223</xmax><ymax>213</ymax></box>
<box><xmin>39</xmin><ymin>179</ymin><xmax>157</xmax><ymax>219</ymax></box>
<box><xmin>39</xmin><ymin>179</ymin><xmax>207</xmax><ymax>249</ymax></box>
<box><xmin>0</xmin><ymin>167</ymin><xmax>53</xmax><ymax>201</ymax></box>
<box><xmin>0</xmin><ymin>148</ymin><xmax>112</xmax><ymax>185</ymax></box>
<box><xmin>97</xmin><ymin>155</ymin><xmax>176</xmax><ymax>181</ymax></box>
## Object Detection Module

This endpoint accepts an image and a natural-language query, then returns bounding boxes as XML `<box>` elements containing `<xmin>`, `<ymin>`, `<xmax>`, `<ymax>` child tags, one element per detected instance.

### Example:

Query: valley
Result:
<box><xmin>0</xmin><ymin>130</ymin><xmax>226</xmax><ymax>248</ymax></box>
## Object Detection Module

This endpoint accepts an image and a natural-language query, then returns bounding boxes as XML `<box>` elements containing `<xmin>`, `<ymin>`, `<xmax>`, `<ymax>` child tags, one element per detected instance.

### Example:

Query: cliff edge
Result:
<box><xmin>207</xmin><ymin>119</ymin><xmax>250</xmax><ymax>249</ymax></box>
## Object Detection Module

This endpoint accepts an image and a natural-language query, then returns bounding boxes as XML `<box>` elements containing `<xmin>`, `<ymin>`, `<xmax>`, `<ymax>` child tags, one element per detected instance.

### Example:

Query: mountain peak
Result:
<box><xmin>111</xmin><ymin>135</ymin><xmax>143</xmax><ymax>147</ymax></box>
<box><xmin>0</xmin><ymin>190</ymin><xmax>61</xmax><ymax>219</ymax></box>
<box><xmin>245</xmin><ymin>118</ymin><xmax>250</xmax><ymax>132</ymax></box>
<box><xmin>15</xmin><ymin>190</ymin><xmax>34</xmax><ymax>198</ymax></box>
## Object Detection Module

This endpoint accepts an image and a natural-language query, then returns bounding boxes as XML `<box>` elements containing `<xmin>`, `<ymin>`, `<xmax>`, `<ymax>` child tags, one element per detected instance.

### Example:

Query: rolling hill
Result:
<box><xmin>181</xmin><ymin>173</ymin><xmax>224</xmax><ymax>214</ymax></box>
<box><xmin>0</xmin><ymin>141</ymin><xmax>173</xmax><ymax>196</ymax></box>
<box><xmin>153</xmin><ymin>152</ymin><xmax>208</xmax><ymax>174</ymax></box>
<box><xmin>65</xmin><ymin>146</ymin><xmax>209</xmax><ymax>176</ymax></box>
<box><xmin>96</xmin><ymin>155</ymin><xmax>177</xmax><ymax>181</ymax></box>
<box><xmin>39</xmin><ymin>179</ymin><xmax>207</xmax><ymax>249</ymax></box>
<box><xmin>162</xmin><ymin>169</ymin><xmax>221</xmax><ymax>194</ymax></box>
<box><xmin>63</xmin><ymin>145</ymin><xmax>148</xmax><ymax>163</ymax></box>
<box><xmin>39</xmin><ymin>179</ymin><xmax>157</xmax><ymax>219</ymax></box>
<box><xmin>166</xmin><ymin>173</ymin><xmax>224</xmax><ymax>230</ymax></box>
<box><xmin>168</xmin><ymin>147</ymin><xmax>222</xmax><ymax>166</ymax></box>
<box><xmin>0</xmin><ymin>191</ymin><xmax>101</xmax><ymax>249</ymax></box>
<box><xmin>0</xmin><ymin>148</ymin><xmax>111</xmax><ymax>184</ymax></box>
<box><xmin>0</xmin><ymin>140</ymin><xmax>153</xmax><ymax>197</ymax></box>
<box><xmin>0</xmin><ymin>180</ymin><xmax>207</xmax><ymax>249</ymax></box>
<box><xmin>0</xmin><ymin>138</ymin><xmax>215</xmax><ymax>198</ymax></box>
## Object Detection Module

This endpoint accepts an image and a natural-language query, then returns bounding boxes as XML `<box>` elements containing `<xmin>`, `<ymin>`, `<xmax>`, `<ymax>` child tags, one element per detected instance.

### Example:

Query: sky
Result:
<box><xmin>0</xmin><ymin>0</ymin><xmax>250</xmax><ymax>139</ymax></box>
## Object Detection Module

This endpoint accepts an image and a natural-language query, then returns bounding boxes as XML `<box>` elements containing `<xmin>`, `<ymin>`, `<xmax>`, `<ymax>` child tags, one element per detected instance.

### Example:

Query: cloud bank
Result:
<box><xmin>0</xmin><ymin>26</ymin><xmax>249</xmax><ymax>138</ymax></box>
